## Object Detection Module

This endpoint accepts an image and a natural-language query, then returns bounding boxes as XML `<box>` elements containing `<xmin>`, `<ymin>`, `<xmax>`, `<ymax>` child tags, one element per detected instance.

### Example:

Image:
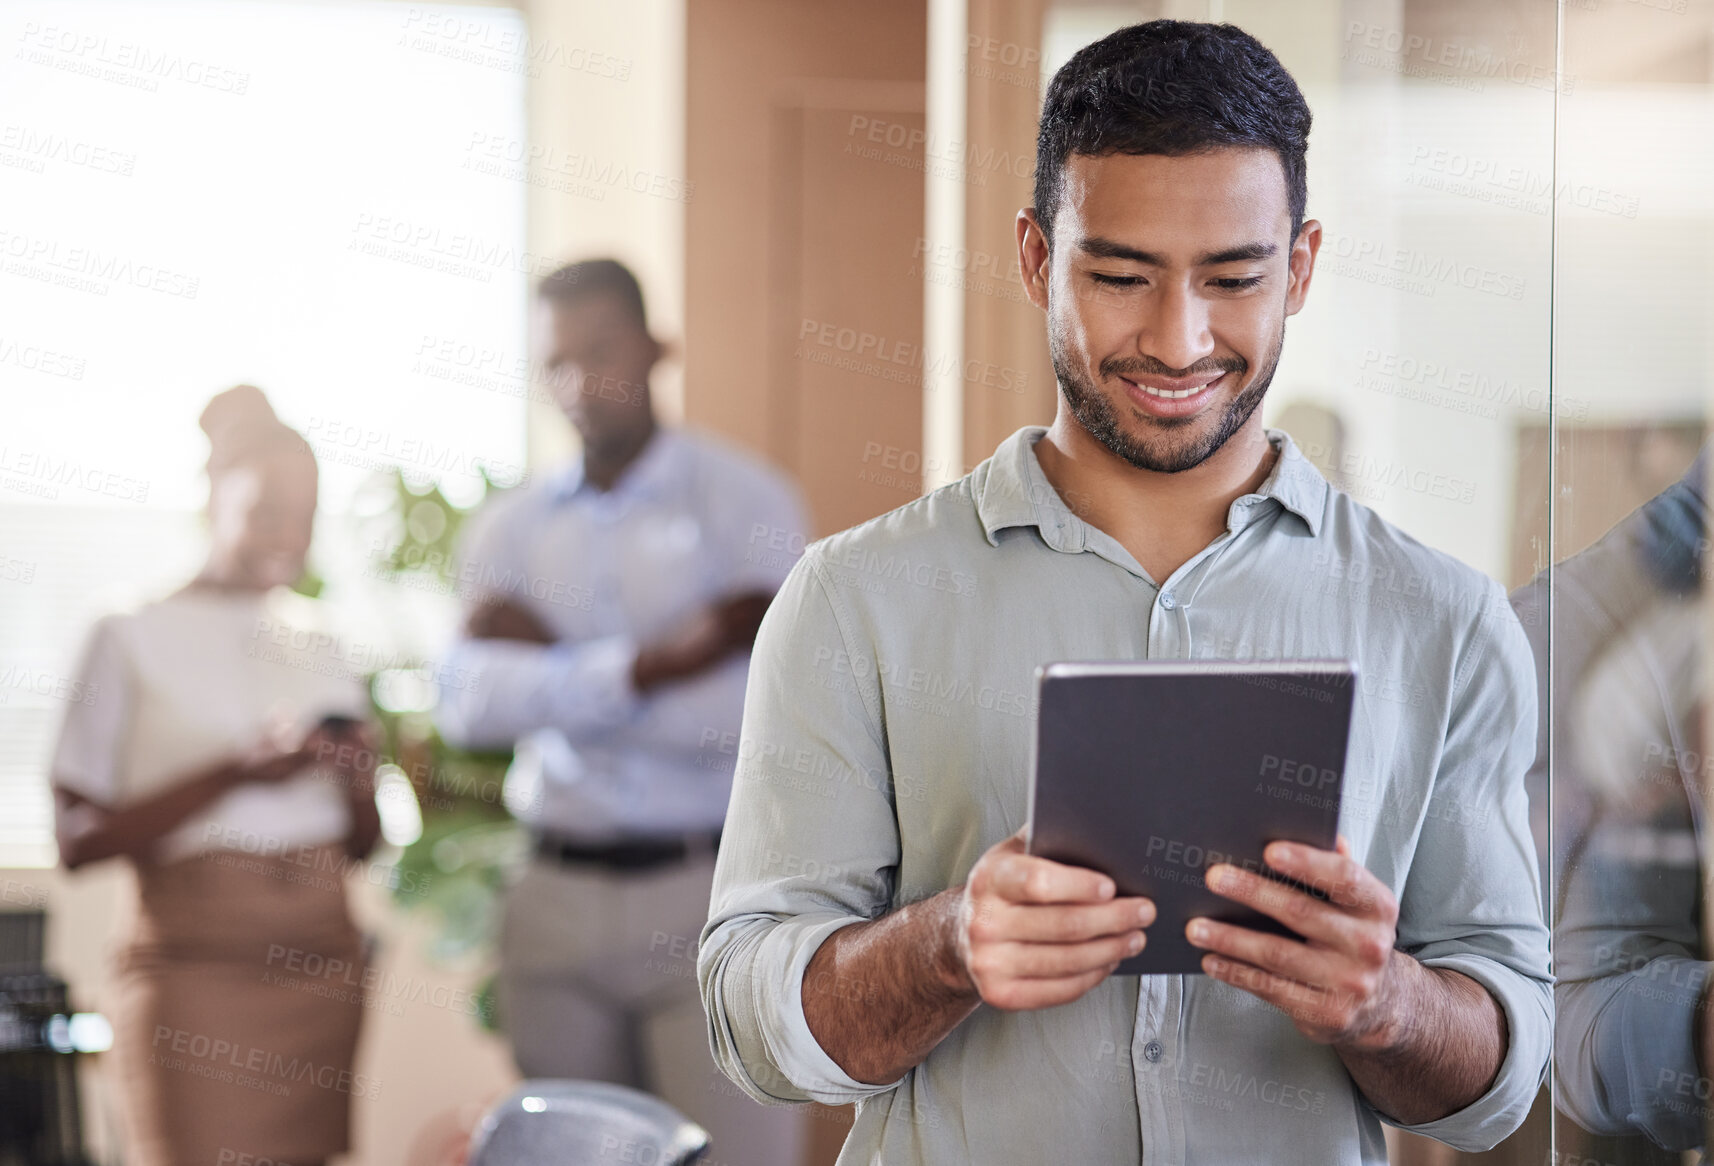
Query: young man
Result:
<box><xmin>699</xmin><ymin>22</ymin><xmax>1549</xmax><ymax>1164</ymax></box>
<box><xmin>436</xmin><ymin>259</ymin><xmax>810</xmax><ymax>1166</ymax></box>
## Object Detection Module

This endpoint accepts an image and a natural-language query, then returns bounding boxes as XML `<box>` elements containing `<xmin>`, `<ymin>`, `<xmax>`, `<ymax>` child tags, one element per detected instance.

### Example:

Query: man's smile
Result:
<box><xmin>1117</xmin><ymin>370</ymin><xmax>1229</xmax><ymax>418</ymax></box>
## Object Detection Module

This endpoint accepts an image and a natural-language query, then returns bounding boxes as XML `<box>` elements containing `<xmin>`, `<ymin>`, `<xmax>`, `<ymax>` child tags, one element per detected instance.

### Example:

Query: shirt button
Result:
<box><xmin>1159</xmin><ymin>593</ymin><xmax>1177</xmax><ymax>611</ymax></box>
<box><xmin>1144</xmin><ymin>1040</ymin><xmax>1164</xmax><ymax>1063</ymax></box>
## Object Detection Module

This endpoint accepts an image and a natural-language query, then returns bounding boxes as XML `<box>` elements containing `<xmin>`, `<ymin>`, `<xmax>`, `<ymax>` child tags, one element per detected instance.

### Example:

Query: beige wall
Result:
<box><xmin>685</xmin><ymin>0</ymin><xmax>929</xmax><ymax>536</ymax></box>
<box><xmin>522</xmin><ymin>0</ymin><xmax>688</xmax><ymax>466</ymax></box>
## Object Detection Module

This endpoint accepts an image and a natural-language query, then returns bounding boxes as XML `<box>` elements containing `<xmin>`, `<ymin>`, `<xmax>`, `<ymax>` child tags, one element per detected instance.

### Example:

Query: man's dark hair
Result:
<box><xmin>1034</xmin><ymin>21</ymin><xmax>1312</xmax><ymax>245</ymax></box>
<box><xmin>537</xmin><ymin>258</ymin><xmax>649</xmax><ymax>329</ymax></box>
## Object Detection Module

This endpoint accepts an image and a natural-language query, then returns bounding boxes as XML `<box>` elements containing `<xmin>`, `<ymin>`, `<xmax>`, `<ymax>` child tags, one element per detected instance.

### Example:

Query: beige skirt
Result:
<box><xmin>113</xmin><ymin>845</ymin><xmax>368</xmax><ymax>1166</ymax></box>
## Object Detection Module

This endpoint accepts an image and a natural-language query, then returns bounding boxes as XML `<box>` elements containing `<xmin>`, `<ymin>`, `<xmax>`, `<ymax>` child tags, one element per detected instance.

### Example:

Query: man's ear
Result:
<box><xmin>1285</xmin><ymin>219</ymin><xmax>1322</xmax><ymax>318</ymax></box>
<box><xmin>1016</xmin><ymin>208</ymin><xmax>1052</xmax><ymax>313</ymax></box>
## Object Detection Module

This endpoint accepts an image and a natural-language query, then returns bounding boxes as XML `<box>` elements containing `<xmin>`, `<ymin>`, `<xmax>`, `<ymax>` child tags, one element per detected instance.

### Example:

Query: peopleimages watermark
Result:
<box><xmin>410</xmin><ymin>333</ymin><xmax>557</xmax><ymax>406</ymax></box>
<box><xmin>1353</xmin><ymin>348</ymin><xmax>1584</xmax><ymax>421</ymax></box>
<box><xmin>149</xmin><ymin>1024</ymin><xmax>380</xmax><ymax>1098</ymax></box>
<box><xmin>812</xmin><ymin>647</ymin><xmax>1027</xmax><ymax>722</ymax></box>
<box><xmin>262</xmin><ymin>944</ymin><xmax>489</xmax><ymax>1021</ymax></box>
<box><xmin>199</xmin><ymin>823</ymin><xmax>430</xmax><ymax>895</ymax></box>
<box><xmin>796</xmin><ymin>317</ymin><xmax>1028</xmax><ymax>394</ymax></box>
<box><xmin>301</xmin><ymin>416</ymin><xmax>528</xmax><ymax>487</ymax></box>
<box><xmin>464</xmin><ymin>132</ymin><xmax>693</xmax><ymax>203</ymax></box>
<box><xmin>909</xmin><ymin>236</ymin><xmax>1028</xmax><ymax>305</ymax></box>
<box><xmin>15</xmin><ymin>22</ymin><xmax>252</xmax><ymax>96</ymax></box>
<box><xmin>0</xmin><ymin>124</ymin><xmax>136</xmax><ymax>177</ymax></box>
<box><xmin>217</xmin><ymin>1152</ymin><xmax>302</xmax><ymax>1166</ymax></box>
<box><xmin>0</xmin><ymin>229</ymin><xmax>200</xmax><ymax>300</ymax></box>
<box><xmin>0</xmin><ymin>334</ymin><xmax>86</xmax><ymax>382</ymax></box>
<box><xmin>2</xmin><ymin>878</ymin><xmax>48</xmax><ymax>909</ymax></box>
<box><xmin>347</xmin><ymin>212</ymin><xmax>570</xmax><ymax>285</ymax></box>
<box><xmin>1318</xmin><ymin>232</ymin><xmax>1526</xmax><ymax>302</ymax></box>
<box><xmin>1182</xmin><ymin>1059</ymin><xmax>1330</xmax><ymax>1115</ymax></box>
<box><xmin>1407</xmin><ymin>146</ymin><xmax>1639</xmax><ymax>219</ymax></box>
<box><xmin>1296</xmin><ymin>441</ymin><xmax>1478</xmax><ymax>506</ymax></box>
<box><xmin>1341</xmin><ymin>21</ymin><xmax>1574</xmax><ymax>94</ymax></box>
<box><xmin>0</xmin><ymin>554</ymin><xmax>39</xmax><ymax>586</ymax></box>
<box><xmin>963</xmin><ymin>33</ymin><xmax>1040</xmax><ymax>90</ymax></box>
<box><xmin>246</xmin><ymin>618</ymin><xmax>482</xmax><ymax>695</ymax></box>
<box><xmin>398</xmin><ymin>9</ymin><xmax>632</xmax><ymax>82</ymax></box>
<box><xmin>856</xmin><ymin>440</ymin><xmax>974</xmax><ymax>495</ymax></box>
<box><xmin>845</xmin><ymin>115</ymin><xmax>1034</xmax><ymax>187</ymax></box>
<box><xmin>0</xmin><ymin>446</ymin><xmax>148</xmax><ymax>503</ymax></box>
<box><xmin>0</xmin><ymin>664</ymin><xmax>97</xmax><ymax>706</ymax></box>
<box><xmin>370</xmin><ymin>539</ymin><xmax>596</xmax><ymax>613</ymax></box>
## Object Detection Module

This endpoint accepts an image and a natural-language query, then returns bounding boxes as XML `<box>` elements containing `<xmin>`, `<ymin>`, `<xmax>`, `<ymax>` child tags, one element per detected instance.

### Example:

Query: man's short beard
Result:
<box><xmin>1051</xmin><ymin>321</ymin><xmax>1286</xmax><ymax>474</ymax></box>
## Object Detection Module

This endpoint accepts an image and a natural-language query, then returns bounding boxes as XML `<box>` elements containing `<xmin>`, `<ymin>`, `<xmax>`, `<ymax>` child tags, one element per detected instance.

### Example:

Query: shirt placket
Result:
<box><xmin>1129</xmin><ymin>517</ymin><xmax>1253</xmax><ymax>1163</ymax></box>
<box><xmin>1133</xmin><ymin>972</ymin><xmax>1186</xmax><ymax>1164</ymax></box>
<box><xmin>587</xmin><ymin>495</ymin><xmax>626</xmax><ymax>635</ymax></box>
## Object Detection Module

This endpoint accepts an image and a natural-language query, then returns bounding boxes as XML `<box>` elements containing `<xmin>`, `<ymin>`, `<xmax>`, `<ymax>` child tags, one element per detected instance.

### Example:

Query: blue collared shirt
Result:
<box><xmin>699</xmin><ymin>426</ymin><xmax>1550</xmax><ymax>1164</ymax></box>
<box><xmin>435</xmin><ymin>426</ymin><xmax>809</xmax><ymax>839</ymax></box>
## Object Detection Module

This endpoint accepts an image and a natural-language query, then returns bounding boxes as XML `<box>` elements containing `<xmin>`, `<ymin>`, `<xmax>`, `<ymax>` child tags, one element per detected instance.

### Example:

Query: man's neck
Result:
<box><xmin>582</xmin><ymin>419</ymin><xmax>659</xmax><ymax>492</ymax></box>
<box><xmin>1033</xmin><ymin>410</ymin><xmax>1277</xmax><ymax>584</ymax></box>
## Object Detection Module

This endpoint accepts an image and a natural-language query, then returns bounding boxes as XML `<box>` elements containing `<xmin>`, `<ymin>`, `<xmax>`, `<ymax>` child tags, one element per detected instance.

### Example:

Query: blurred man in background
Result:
<box><xmin>436</xmin><ymin>259</ymin><xmax>810</xmax><ymax>1166</ymax></box>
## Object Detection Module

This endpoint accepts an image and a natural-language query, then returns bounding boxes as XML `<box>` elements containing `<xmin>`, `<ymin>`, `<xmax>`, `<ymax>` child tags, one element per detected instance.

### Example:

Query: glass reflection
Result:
<box><xmin>1547</xmin><ymin>0</ymin><xmax>1714</xmax><ymax>1161</ymax></box>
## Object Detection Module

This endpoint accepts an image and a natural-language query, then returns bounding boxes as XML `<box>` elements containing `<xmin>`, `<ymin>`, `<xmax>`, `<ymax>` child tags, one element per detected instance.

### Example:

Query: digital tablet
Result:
<box><xmin>1026</xmin><ymin>660</ymin><xmax>1356</xmax><ymax>975</ymax></box>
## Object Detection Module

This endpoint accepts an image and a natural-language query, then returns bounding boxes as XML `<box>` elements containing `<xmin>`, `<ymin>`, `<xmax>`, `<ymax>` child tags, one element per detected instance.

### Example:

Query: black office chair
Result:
<box><xmin>466</xmin><ymin>1080</ymin><xmax>710</xmax><ymax>1166</ymax></box>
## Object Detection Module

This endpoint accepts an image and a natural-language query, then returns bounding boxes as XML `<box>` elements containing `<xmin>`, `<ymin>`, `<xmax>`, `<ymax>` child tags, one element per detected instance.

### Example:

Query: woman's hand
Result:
<box><xmin>236</xmin><ymin>716</ymin><xmax>327</xmax><ymax>786</ymax></box>
<box><xmin>311</xmin><ymin>719</ymin><xmax>381</xmax><ymax>797</ymax></box>
<box><xmin>312</xmin><ymin>718</ymin><xmax>384</xmax><ymax>859</ymax></box>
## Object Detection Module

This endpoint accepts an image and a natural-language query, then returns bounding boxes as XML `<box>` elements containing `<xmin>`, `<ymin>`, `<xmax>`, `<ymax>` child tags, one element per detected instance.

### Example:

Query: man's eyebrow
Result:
<box><xmin>1077</xmin><ymin>237</ymin><xmax>1168</xmax><ymax>265</ymax></box>
<box><xmin>1077</xmin><ymin>237</ymin><xmax>1278</xmax><ymax>267</ymax></box>
<box><xmin>1197</xmin><ymin>242</ymin><xmax>1278</xmax><ymax>265</ymax></box>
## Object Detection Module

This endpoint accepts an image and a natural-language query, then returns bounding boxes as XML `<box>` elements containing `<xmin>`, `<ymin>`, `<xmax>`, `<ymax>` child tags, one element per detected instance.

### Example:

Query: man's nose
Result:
<box><xmin>1138</xmin><ymin>283</ymin><xmax>1215</xmax><ymax>373</ymax></box>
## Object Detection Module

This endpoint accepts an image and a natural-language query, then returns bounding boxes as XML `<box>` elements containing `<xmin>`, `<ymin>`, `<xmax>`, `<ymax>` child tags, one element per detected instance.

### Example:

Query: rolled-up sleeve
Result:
<box><xmin>1389</xmin><ymin>583</ymin><xmax>1553</xmax><ymax>1151</ymax></box>
<box><xmin>698</xmin><ymin>550</ymin><xmax>904</xmax><ymax>1107</ymax></box>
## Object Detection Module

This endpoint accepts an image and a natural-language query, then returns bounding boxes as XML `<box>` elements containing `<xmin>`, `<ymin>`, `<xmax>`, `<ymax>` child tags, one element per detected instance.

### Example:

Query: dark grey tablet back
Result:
<box><xmin>1027</xmin><ymin>660</ymin><xmax>1356</xmax><ymax>975</ymax></box>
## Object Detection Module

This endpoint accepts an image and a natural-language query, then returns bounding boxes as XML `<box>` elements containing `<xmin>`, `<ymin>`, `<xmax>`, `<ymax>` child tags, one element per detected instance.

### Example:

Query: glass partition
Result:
<box><xmin>1549</xmin><ymin>1</ymin><xmax>1714</xmax><ymax>1164</ymax></box>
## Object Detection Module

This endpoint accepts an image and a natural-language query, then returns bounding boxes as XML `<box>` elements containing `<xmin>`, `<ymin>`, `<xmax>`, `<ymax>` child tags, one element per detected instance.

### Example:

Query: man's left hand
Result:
<box><xmin>1186</xmin><ymin>837</ymin><xmax>1406</xmax><ymax>1053</ymax></box>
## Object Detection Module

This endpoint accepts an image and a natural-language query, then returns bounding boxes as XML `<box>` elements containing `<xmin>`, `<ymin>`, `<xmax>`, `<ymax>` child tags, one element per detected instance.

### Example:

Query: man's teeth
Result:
<box><xmin>1139</xmin><ymin>381</ymin><xmax>1211</xmax><ymax>399</ymax></box>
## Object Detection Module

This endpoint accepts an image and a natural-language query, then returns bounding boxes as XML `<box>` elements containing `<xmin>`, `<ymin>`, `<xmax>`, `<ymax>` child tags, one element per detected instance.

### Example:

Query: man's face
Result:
<box><xmin>1021</xmin><ymin>147</ymin><xmax>1319</xmax><ymax>473</ymax></box>
<box><xmin>535</xmin><ymin>292</ymin><xmax>657</xmax><ymax>452</ymax></box>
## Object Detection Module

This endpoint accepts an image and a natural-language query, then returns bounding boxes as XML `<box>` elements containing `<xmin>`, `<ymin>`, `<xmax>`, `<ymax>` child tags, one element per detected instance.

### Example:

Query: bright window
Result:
<box><xmin>0</xmin><ymin>0</ymin><xmax>528</xmax><ymax>866</ymax></box>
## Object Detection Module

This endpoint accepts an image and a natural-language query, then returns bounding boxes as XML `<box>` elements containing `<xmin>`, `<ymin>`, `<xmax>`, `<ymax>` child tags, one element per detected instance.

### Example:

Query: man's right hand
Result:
<box><xmin>800</xmin><ymin>827</ymin><xmax>1154</xmax><ymax>1085</ymax></box>
<box><xmin>950</xmin><ymin>828</ymin><xmax>1154</xmax><ymax>1011</ymax></box>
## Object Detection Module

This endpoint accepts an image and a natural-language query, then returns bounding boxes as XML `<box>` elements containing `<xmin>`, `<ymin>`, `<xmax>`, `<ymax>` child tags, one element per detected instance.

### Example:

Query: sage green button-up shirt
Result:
<box><xmin>699</xmin><ymin>426</ymin><xmax>1550</xmax><ymax>1165</ymax></box>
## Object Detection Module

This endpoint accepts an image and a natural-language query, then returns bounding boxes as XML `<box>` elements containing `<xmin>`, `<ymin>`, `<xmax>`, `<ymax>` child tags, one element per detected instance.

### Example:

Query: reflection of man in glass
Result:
<box><xmin>1515</xmin><ymin>445</ymin><xmax>1710</xmax><ymax>1156</ymax></box>
<box><xmin>435</xmin><ymin>260</ymin><xmax>810</xmax><ymax>1166</ymax></box>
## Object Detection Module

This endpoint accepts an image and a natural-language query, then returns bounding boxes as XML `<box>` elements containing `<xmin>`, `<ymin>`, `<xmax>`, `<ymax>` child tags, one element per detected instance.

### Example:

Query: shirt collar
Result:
<box><xmin>549</xmin><ymin>425</ymin><xmax>684</xmax><ymax>506</ymax></box>
<box><xmin>973</xmin><ymin>425</ymin><xmax>1328</xmax><ymax>549</ymax></box>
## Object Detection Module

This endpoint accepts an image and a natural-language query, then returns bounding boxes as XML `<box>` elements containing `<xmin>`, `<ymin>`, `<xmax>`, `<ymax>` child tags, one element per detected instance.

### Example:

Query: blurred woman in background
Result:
<box><xmin>50</xmin><ymin>384</ymin><xmax>381</xmax><ymax>1166</ymax></box>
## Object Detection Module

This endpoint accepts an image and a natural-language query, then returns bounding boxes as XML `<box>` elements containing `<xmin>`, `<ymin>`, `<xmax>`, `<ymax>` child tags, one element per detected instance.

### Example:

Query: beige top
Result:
<box><xmin>51</xmin><ymin>586</ymin><xmax>369</xmax><ymax>864</ymax></box>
